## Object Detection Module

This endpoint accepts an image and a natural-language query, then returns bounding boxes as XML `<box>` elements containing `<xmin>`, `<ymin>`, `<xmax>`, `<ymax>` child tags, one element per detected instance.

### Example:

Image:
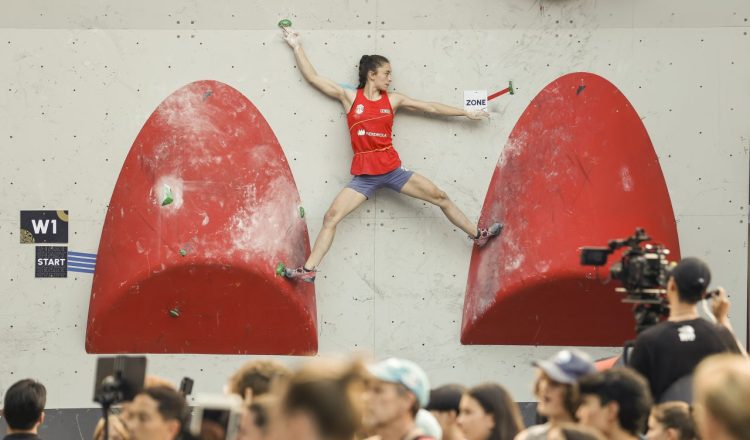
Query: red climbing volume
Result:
<box><xmin>86</xmin><ymin>80</ymin><xmax>317</xmax><ymax>355</ymax></box>
<box><xmin>462</xmin><ymin>72</ymin><xmax>680</xmax><ymax>347</ymax></box>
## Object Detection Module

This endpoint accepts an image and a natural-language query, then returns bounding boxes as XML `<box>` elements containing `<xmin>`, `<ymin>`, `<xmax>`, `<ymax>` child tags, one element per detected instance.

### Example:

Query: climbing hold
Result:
<box><xmin>488</xmin><ymin>82</ymin><xmax>515</xmax><ymax>101</ymax></box>
<box><xmin>169</xmin><ymin>308</ymin><xmax>180</xmax><ymax>318</ymax></box>
<box><xmin>299</xmin><ymin>206</ymin><xmax>305</xmax><ymax>218</ymax></box>
<box><xmin>161</xmin><ymin>185</ymin><xmax>174</xmax><ymax>206</ymax></box>
<box><xmin>275</xmin><ymin>262</ymin><xmax>287</xmax><ymax>277</ymax></box>
<box><xmin>278</xmin><ymin>19</ymin><xmax>292</xmax><ymax>28</ymax></box>
<box><xmin>179</xmin><ymin>248</ymin><xmax>187</xmax><ymax>256</ymax></box>
<box><xmin>20</xmin><ymin>229</ymin><xmax>34</xmax><ymax>243</ymax></box>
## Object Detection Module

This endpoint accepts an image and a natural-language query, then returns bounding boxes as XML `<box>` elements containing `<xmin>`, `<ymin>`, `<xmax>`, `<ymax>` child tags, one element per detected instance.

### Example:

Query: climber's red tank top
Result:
<box><xmin>347</xmin><ymin>89</ymin><xmax>401</xmax><ymax>175</ymax></box>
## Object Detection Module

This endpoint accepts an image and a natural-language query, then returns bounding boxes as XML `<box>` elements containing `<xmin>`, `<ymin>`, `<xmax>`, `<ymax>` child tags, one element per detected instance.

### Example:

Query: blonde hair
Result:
<box><xmin>694</xmin><ymin>353</ymin><xmax>750</xmax><ymax>440</ymax></box>
<box><xmin>228</xmin><ymin>359</ymin><xmax>290</xmax><ymax>397</ymax></box>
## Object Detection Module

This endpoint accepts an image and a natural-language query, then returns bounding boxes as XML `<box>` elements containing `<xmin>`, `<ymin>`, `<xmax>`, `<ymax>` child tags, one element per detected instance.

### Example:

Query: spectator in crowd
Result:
<box><xmin>645</xmin><ymin>401</ymin><xmax>698</xmax><ymax>440</ymax></box>
<box><xmin>576</xmin><ymin>368</ymin><xmax>652</xmax><ymax>440</ymax></box>
<box><xmin>238</xmin><ymin>394</ymin><xmax>277</xmax><ymax>440</ymax></box>
<box><xmin>122</xmin><ymin>386</ymin><xmax>188</xmax><ymax>440</ymax></box>
<box><xmin>546</xmin><ymin>424</ymin><xmax>606</xmax><ymax>440</ymax></box>
<box><xmin>91</xmin><ymin>376</ymin><xmax>174</xmax><ymax>440</ymax></box>
<box><xmin>92</xmin><ymin>415</ymin><xmax>130</xmax><ymax>440</ymax></box>
<box><xmin>692</xmin><ymin>353</ymin><xmax>750</xmax><ymax>440</ymax></box>
<box><xmin>426</xmin><ymin>384</ymin><xmax>466</xmax><ymax>440</ymax></box>
<box><xmin>228</xmin><ymin>359</ymin><xmax>291</xmax><ymax>403</ymax></box>
<box><xmin>457</xmin><ymin>383</ymin><xmax>524</xmax><ymax>440</ymax></box>
<box><xmin>362</xmin><ymin>357</ymin><xmax>435</xmax><ymax>440</ymax></box>
<box><xmin>629</xmin><ymin>257</ymin><xmax>743</xmax><ymax>402</ymax></box>
<box><xmin>516</xmin><ymin>349</ymin><xmax>596</xmax><ymax>440</ymax></box>
<box><xmin>1</xmin><ymin>379</ymin><xmax>46</xmax><ymax>440</ymax></box>
<box><xmin>276</xmin><ymin>358</ymin><xmax>367</xmax><ymax>440</ymax></box>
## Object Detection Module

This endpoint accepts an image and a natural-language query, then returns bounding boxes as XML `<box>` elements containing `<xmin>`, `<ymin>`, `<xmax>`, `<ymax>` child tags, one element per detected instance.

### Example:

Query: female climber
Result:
<box><xmin>281</xmin><ymin>29</ymin><xmax>502</xmax><ymax>282</ymax></box>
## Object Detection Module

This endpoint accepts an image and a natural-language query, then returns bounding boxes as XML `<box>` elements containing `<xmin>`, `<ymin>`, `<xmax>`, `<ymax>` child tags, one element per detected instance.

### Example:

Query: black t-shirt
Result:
<box><xmin>629</xmin><ymin>318</ymin><xmax>740</xmax><ymax>400</ymax></box>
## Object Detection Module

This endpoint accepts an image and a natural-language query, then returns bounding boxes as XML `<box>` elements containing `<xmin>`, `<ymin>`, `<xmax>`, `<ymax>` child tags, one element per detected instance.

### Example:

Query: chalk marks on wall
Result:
<box><xmin>462</xmin><ymin>72</ymin><xmax>680</xmax><ymax>347</ymax></box>
<box><xmin>86</xmin><ymin>80</ymin><xmax>317</xmax><ymax>355</ymax></box>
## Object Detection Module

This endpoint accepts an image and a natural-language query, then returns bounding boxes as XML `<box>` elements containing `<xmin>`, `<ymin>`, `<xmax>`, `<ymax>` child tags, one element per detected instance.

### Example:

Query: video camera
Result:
<box><xmin>93</xmin><ymin>356</ymin><xmax>147</xmax><ymax>408</ymax></box>
<box><xmin>93</xmin><ymin>356</ymin><xmax>147</xmax><ymax>440</ymax></box>
<box><xmin>580</xmin><ymin>228</ymin><xmax>674</xmax><ymax>332</ymax></box>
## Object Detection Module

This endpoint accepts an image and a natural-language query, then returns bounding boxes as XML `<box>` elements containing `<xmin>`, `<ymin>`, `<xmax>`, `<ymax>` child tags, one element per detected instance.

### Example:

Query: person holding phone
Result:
<box><xmin>629</xmin><ymin>257</ymin><xmax>746</xmax><ymax>402</ymax></box>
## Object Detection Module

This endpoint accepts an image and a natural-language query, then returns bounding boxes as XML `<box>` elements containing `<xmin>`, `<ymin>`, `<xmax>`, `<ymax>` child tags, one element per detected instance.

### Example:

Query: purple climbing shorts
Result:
<box><xmin>346</xmin><ymin>166</ymin><xmax>414</xmax><ymax>199</ymax></box>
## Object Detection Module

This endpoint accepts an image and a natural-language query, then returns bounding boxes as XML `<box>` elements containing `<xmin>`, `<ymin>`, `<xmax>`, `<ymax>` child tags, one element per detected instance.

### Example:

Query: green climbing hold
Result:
<box><xmin>179</xmin><ymin>248</ymin><xmax>187</xmax><ymax>257</ymax></box>
<box><xmin>299</xmin><ymin>206</ymin><xmax>305</xmax><ymax>218</ymax></box>
<box><xmin>508</xmin><ymin>80</ymin><xmax>515</xmax><ymax>95</ymax></box>
<box><xmin>161</xmin><ymin>185</ymin><xmax>174</xmax><ymax>206</ymax></box>
<box><xmin>275</xmin><ymin>262</ymin><xmax>287</xmax><ymax>277</ymax></box>
<box><xmin>169</xmin><ymin>308</ymin><xmax>180</xmax><ymax>318</ymax></box>
<box><xmin>278</xmin><ymin>19</ymin><xmax>292</xmax><ymax>28</ymax></box>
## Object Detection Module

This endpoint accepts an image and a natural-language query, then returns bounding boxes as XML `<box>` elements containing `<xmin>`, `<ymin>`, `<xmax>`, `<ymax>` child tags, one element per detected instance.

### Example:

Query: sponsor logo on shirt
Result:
<box><xmin>380</xmin><ymin>109</ymin><xmax>391</xmax><ymax>114</ymax></box>
<box><xmin>357</xmin><ymin>129</ymin><xmax>387</xmax><ymax>138</ymax></box>
<box><xmin>678</xmin><ymin>325</ymin><xmax>696</xmax><ymax>342</ymax></box>
<box><xmin>355</xmin><ymin>104</ymin><xmax>365</xmax><ymax>115</ymax></box>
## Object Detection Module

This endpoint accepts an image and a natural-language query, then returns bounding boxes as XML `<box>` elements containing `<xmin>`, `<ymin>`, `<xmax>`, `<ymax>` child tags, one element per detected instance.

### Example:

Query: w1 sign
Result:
<box><xmin>20</xmin><ymin>210</ymin><xmax>69</xmax><ymax>243</ymax></box>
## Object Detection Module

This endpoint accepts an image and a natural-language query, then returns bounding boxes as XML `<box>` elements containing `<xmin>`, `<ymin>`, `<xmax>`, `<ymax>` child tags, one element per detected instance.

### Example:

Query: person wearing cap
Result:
<box><xmin>515</xmin><ymin>350</ymin><xmax>597</xmax><ymax>440</ymax></box>
<box><xmin>363</xmin><ymin>358</ymin><xmax>436</xmax><ymax>440</ymax></box>
<box><xmin>628</xmin><ymin>257</ymin><xmax>744</xmax><ymax>402</ymax></box>
<box><xmin>426</xmin><ymin>384</ymin><xmax>467</xmax><ymax>440</ymax></box>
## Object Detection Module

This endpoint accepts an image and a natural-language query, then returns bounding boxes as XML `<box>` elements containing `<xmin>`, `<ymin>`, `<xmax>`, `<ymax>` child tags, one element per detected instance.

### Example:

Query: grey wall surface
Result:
<box><xmin>1</xmin><ymin>0</ymin><xmax>748</xmax><ymax>431</ymax></box>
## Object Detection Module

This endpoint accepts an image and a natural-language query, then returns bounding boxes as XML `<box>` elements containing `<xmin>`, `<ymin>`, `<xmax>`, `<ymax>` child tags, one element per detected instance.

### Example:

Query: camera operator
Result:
<box><xmin>628</xmin><ymin>257</ymin><xmax>745</xmax><ymax>402</ymax></box>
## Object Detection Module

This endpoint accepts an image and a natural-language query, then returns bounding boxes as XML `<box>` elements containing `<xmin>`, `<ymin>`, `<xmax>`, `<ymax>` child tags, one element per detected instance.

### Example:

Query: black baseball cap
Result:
<box><xmin>670</xmin><ymin>257</ymin><xmax>711</xmax><ymax>302</ymax></box>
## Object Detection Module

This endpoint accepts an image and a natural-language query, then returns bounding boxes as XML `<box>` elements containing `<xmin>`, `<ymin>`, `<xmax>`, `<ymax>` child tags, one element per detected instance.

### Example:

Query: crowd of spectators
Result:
<box><xmin>2</xmin><ymin>258</ymin><xmax>748</xmax><ymax>440</ymax></box>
